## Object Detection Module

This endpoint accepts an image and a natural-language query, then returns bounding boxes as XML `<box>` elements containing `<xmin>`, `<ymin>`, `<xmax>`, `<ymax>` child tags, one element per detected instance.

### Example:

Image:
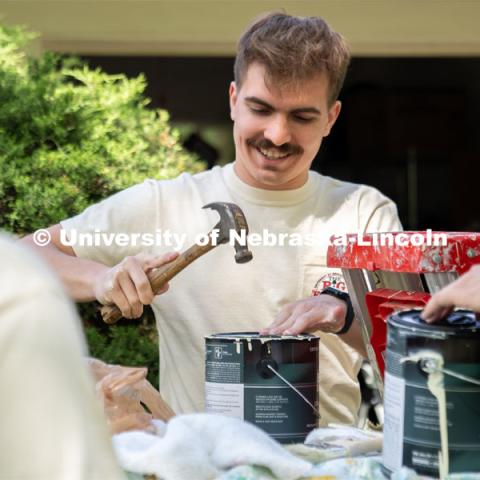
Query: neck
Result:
<box><xmin>233</xmin><ymin>162</ymin><xmax>308</xmax><ymax>191</ymax></box>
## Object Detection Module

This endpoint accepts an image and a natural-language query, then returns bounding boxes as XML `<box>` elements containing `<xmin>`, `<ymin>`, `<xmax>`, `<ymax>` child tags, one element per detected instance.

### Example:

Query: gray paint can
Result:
<box><xmin>205</xmin><ymin>332</ymin><xmax>319</xmax><ymax>443</ymax></box>
<box><xmin>382</xmin><ymin>309</ymin><xmax>480</xmax><ymax>477</ymax></box>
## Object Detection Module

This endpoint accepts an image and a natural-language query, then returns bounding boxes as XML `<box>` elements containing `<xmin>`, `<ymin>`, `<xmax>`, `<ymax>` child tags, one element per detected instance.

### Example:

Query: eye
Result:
<box><xmin>249</xmin><ymin>106</ymin><xmax>271</xmax><ymax>115</ymax></box>
<box><xmin>293</xmin><ymin>115</ymin><xmax>315</xmax><ymax>123</ymax></box>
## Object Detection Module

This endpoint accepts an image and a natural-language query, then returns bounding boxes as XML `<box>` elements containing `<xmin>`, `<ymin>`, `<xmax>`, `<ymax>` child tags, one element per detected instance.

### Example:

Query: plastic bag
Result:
<box><xmin>88</xmin><ymin>358</ymin><xmax>175</xmax><ymax>434</ymax></box>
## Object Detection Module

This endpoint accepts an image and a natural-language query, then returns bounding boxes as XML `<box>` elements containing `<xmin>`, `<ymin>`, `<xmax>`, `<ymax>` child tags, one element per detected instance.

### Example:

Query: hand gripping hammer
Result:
<box><xmin>100</xmin><ymin>202</ymin><xmax>253</xmax><ymax>324</ymax></box>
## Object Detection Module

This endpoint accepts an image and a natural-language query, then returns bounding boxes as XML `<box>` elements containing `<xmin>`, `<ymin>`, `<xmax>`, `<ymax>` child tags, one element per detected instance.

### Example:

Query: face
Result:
<box><xmin>229</xmin><ymin>62</ymin><xmax>341</xmax><ymax>190</ymax></box>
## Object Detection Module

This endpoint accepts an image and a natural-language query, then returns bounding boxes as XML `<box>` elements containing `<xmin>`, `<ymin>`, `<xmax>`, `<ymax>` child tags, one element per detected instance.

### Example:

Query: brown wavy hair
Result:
<box><xmin>234</xmin><ymin>12</ymin><xmax>350</xmax><ymax>106</ymax></box>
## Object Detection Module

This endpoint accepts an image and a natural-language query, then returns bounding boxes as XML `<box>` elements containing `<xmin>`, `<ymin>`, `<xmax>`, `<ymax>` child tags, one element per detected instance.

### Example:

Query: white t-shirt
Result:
<box><xmin>62</xmin><ymin>163</ymin><xmax>401</xmax><ymax>425</ymax></box>
<box><xmin>0</xmin><ymin>234</ymin><xmax>125</xmax><ymax>480</ymax></box>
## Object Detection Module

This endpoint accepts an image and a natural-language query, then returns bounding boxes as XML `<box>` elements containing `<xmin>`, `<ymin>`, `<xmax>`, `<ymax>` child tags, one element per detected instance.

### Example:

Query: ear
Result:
<box><xmin>323</xmin><ymin>101</ymin><xmax>342</xmax><ymax>137</ymax></box>
<box><xmin>229</xmin><ymin>81</ymin><xmax>238</xmax><ymax>121</ymax></box>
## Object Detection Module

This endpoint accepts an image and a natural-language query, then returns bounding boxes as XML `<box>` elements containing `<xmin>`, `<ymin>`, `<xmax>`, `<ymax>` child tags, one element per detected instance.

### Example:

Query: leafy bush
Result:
<box><xmin>0</xmin><ymin>23</ymin><xmax>204</xmax><ymax>233</ymax></box>
<box><xmin>0</xmin><ymin>23</ymin><xmax>204</xmax><ymax>379</ymax></box>
<box><xmin>85</xmin><ymin>310</ymin><xmax>161</xmax><ymax>385</ymax></box>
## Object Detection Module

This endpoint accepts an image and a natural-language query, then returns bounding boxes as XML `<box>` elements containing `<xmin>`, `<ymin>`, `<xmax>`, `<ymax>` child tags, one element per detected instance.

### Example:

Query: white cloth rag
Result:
<box><xmin>112</xmin><ymin>413</ymin><xmax>312</xmax><ymax>480</ymax></box>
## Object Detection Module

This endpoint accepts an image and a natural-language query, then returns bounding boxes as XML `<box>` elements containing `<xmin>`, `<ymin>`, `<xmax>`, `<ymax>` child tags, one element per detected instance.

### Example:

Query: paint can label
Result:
<box><xmin>205</xmin><ymin>334</ymin><xmax>319</xmax><ymax>443</ymax></box>
<box><xmin>243</xmin><ymin>363</ymin><xmax>318</xmax><ymax>443</ymax></box>
<box><xmin>383</xmin><ymin>371</ymin><xmax>406</xmax><ymax>472</ymax></box>
<box><xmin>205</xmin><ymin>341</ymin><xmax>244</xmax><ymax>418</ymax></box>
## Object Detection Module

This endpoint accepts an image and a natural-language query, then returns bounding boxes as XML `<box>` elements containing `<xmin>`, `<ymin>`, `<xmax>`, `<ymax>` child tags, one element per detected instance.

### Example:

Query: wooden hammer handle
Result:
<box><xmin>101</xmin><ymin>240</ymin><xmax>216</xmax><ymax>324</ymax></box>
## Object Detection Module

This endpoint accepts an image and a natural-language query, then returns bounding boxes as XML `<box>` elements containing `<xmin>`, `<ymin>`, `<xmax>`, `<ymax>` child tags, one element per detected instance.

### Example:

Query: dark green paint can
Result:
<box><xmin>205</xmin><ymin>332</ymin><xmax>319</xmax><ymax>443</ymax></box>
<box><xmin>382</xmin><ymin>309</ymin><xmax>480</xmax><ymax>477</ymax></box>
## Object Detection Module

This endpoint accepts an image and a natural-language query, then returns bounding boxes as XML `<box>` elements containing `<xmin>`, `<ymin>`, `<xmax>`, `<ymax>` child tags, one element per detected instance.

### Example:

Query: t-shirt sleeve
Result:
<box><xmin>357</xmin><ymin>187</ymin><xmax>403</xmax><ymax>233</ymax></box>
<box><xmin>60</xmin><ymin>179</ymin><xmax>158</xmax><ymax>266</ymax></box>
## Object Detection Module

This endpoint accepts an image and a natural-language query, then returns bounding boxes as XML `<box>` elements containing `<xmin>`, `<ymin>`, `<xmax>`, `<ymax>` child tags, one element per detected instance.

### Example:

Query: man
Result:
<box><xmin>0</xmin><ymin>233</ymin><xmax>125</xmax><ymax>480</ymax></box>
<box><xmin>23</xmin><ymin>13</ymin><xmax>401</xmax><ymax>425</ymax></box>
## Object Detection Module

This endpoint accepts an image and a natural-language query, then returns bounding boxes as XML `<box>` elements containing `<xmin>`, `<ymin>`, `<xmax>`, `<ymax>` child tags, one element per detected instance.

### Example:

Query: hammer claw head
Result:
<box><xmin>203</xmin><ymin>202</ymin><xmax>253</xmax><ymax>263</ymax></box>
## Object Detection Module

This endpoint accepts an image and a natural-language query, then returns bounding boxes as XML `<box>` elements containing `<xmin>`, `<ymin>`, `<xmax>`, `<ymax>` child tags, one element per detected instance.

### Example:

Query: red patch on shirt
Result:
<box><xmin>312</xmin><ymin>272</ymin><xmax>348</xmax><ymax>296</ymax></box>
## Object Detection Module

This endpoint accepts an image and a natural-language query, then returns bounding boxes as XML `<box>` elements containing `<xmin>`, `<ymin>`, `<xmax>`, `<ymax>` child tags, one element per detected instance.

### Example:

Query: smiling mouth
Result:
<box><xmin>256</xmin><ymin>146</ymin><xmax>292</xmax><ymax>160</ymax></box>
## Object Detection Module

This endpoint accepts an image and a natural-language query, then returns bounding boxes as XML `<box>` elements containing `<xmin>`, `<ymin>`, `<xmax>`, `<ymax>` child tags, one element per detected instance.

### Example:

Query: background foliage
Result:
<box><xmin>0</xmin><ymin>23</ymin><xmax>204</xmax><ymax>384</ymax></box>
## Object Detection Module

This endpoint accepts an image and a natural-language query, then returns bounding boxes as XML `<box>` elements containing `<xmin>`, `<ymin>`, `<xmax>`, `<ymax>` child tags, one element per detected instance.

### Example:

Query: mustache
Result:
<box><xmin>247</xmin><ymin>138</ymin><xmax>303</xmax><ymax>156</ymax></box>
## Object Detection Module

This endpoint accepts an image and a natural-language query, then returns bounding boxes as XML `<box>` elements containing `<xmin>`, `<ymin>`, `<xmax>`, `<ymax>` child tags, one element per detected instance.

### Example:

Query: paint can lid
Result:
<box><xmin>388</xmin><ymin>308</ymin><xmax>480</xmax><ymax>334</ymax></box>
<box><xmin>205</xmin><ymin>331</ymin><xmax>319</xmax><ymax>341</ymax></box>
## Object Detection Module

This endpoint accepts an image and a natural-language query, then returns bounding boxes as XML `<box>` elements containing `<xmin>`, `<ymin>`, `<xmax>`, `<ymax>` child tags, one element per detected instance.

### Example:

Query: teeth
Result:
<box><xmin>258</xmin><ymin>147</ymin><xmax>289</xmax><ymax>159</ymax></box>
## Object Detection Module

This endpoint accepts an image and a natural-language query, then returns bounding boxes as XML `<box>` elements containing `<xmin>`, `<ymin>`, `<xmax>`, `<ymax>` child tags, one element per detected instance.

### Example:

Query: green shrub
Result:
<box><xmin>84</xmin><ymin>308</ymin><xmax>161</xmax><ymax>385</ymax></box>
<box><xmin>0</xmin><ymin>23</ymin><xmax>205</xmax><ymax>379</ymax></box>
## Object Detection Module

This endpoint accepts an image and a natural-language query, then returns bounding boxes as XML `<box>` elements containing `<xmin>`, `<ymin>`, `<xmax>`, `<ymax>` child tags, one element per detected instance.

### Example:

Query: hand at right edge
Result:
<box><xmin>421</xmin><ymin>265</ymin><xmax>480</xmax><ymax>323</ymax></box>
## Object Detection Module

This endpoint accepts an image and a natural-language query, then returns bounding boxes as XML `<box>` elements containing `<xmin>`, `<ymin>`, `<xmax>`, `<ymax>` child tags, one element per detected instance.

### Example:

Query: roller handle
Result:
<box><xmin>100</xmin><ymin>240</ymin><xmax>216</xmax><ymax>324</ymax></box>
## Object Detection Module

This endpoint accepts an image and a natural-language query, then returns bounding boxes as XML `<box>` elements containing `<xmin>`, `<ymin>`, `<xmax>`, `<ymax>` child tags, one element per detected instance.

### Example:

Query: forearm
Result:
<box><xmin>20</xmin><ymin>234</ymin><xmax>107</xmax><ymax>302</ymax></box>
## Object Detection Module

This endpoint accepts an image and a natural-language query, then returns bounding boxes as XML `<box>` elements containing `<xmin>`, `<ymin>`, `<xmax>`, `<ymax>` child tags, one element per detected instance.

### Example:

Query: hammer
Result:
<box><xmin>100</xmin><ymin>202</ymin><xmax>253</xmax><ymax>324</ymax></box>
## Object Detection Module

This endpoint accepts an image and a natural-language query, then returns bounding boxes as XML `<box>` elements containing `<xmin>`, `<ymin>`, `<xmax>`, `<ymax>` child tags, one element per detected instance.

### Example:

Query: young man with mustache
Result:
<box><xmin>23</xmin><ymin>13</ymin><xmax>401</xmax><ymax>425</ymax></box>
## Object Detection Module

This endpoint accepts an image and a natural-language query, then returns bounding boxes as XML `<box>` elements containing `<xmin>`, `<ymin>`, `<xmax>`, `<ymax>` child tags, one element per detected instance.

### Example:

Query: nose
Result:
<box><xmin>264</xmin><ymin>114</ymin><xmax>292</xmax><ymax>146</ymax></box>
